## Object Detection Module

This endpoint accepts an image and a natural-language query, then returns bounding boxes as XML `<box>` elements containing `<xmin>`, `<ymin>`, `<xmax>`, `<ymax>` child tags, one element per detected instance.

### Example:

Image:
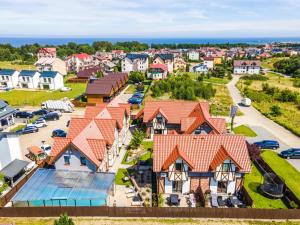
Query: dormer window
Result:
<box><xmin>175</xmin><ymin>162</ymin><xmax>182</xmax><ymax>171</ymax></box>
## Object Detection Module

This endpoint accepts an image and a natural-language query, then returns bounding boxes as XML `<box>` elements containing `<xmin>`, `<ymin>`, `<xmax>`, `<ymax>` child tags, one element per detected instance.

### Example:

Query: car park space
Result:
<box><xmin>17</xmin><ymin>108</ymin><xmax>84</xmax><ymax>161</ymax></box>
<box><xmin>246</xmin><ymin>125</ymin><xmax>300</xmax><ymax>171</ymax></box>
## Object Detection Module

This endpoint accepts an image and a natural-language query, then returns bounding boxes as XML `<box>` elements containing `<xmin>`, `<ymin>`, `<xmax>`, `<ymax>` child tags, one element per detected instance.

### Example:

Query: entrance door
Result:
<box><xmin>172</xmin><ymin>181</ymin><xmax>183</xmax><ymax>193</ymax></box>
<box><xmin>217</xmin><ymin>181</ymin><xmax>228</xmax><ymax>193</ymax></box>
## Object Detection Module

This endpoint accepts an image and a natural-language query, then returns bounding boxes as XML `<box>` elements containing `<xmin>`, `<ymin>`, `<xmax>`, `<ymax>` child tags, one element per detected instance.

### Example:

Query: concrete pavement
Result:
<box><xmin>228</xmin><ymin>75</ymin><xmax>300</xmax><ymax>171</ymax></box>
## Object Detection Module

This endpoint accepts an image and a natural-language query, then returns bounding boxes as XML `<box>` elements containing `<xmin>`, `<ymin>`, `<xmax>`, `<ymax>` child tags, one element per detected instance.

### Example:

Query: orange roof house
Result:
<box><xmin>136</xmin><ymin>101</ymin><xmax>226</xmax><ymax>138</ymax></box>
<box><xmin>153</xmin><ymin>134</ymin><xmax>251</xmax><ymax>197</ymax></box>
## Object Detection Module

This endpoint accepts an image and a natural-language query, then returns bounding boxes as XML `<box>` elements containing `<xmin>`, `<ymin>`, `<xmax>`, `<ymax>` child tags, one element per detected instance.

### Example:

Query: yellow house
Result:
<box><xmin>213</xmin><ymin>57</ymin><xmax>222</xmax><ymax>65</ymax></box>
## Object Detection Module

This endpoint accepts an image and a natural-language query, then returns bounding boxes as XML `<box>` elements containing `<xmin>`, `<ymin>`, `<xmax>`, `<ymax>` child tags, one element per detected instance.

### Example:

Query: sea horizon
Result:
<box><xmin>1</xmin><ymin>37</ymin><xmax>300</xmax><ymax>47</ymax></box>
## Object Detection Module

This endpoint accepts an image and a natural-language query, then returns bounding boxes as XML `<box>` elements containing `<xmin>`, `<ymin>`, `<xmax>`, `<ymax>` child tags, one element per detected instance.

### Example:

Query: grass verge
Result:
<box><xmin>233</xmin><ymin>125</ymin><xmax>257</xmax><ymax>137</ymax></box>
<box><xmin>261</xmin><ymin>150</ymin><xmax>300</xmax><ymax>200</ymax></box>
<box><xmin>244</xmin><ymin>163</ymin><xmax>287</xmax><ymax>209</ymax></box>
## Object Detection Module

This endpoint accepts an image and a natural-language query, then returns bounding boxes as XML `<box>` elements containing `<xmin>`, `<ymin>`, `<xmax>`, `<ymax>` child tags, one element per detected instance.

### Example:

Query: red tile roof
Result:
<box><xmin>27</xmin><ymin>146</ymin><xmax>44</xmax><ymax>155</ymax></box>
<box><xmin>50</xmin><ymin>117</ymin><xmax>118</xmax><ymax>167</ymax></box>
<box><xmin>210</xmin><ymin>145</ymin><xmax>242</xmax><ymax>170</ymax></box>
<box><xmin>233</xmin><ymin>60</ymin><xmax>261</xmax><ymax>67</ymax></box>
<box><xmin>162</xmin><ymin>145</ymin><xmax>194</xmax><ymax>170</ymax></box>
<box><xmin>39</xmin><ymin>48</ymin><xmax>56</xmax><ymax>54</ymax></box>
<box><xmin>137</xmin><ymin>101</ymin><xmax>226</xmax><ymax>134</ymax></box>
<box><xmin>150</xmin><ymin>63</ymin><xmax>168</xmax><ymax>71</ymax></box>
<box><xmin>75</xmin><ymin>53</ymin><xmax>91</xmax><ymax>60</ymax></box>
<box><xmin>153</xmin><ymin>134</ymin><xmax>251</xmax><ymax>173</ymax></box>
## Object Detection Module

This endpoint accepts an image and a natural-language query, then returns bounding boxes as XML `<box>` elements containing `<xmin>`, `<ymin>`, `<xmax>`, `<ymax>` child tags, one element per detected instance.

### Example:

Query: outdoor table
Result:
<box><xmin>230</xmin><ymin>196</ymin><xmax>243</xmax><ymax>206</ymax></box>
<box><xmin>170</xmin><ymin>194</ymin><xmax>179</xmax><ymax>205</ymax></box>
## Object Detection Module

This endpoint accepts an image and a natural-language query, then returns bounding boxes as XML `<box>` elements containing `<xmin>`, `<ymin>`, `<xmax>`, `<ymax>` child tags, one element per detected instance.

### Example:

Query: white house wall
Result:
<box><xmin>0</xmin><ymin>134</ymin><xmax>22</xmax><ymax>170</ymax></box>
<box><xmin>164</xmin><ymin>177</ymin><xmax>172</xmax><ymax>194</ymax></box>
<box><xmin>210</xmin><ymin>177</ymin><xmax>218</xmax><ymax>194</ymax></box>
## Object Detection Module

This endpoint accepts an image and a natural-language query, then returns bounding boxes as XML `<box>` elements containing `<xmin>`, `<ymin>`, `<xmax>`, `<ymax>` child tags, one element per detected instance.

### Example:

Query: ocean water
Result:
<box><xmin>1</xmin><ymin>37</ymin><xmax>300</xmax><ymax>47</ymax></box>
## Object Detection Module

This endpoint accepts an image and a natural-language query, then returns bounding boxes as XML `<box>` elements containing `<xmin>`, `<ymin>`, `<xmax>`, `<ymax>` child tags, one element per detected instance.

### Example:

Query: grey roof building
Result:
<box><xmin>0</xmin><ymin>100</ymin><xmax>15</xmax><ymax>130</ymax></box>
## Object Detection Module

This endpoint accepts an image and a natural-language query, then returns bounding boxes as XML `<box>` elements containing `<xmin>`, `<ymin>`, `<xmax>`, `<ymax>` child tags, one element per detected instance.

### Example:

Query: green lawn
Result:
<box><xmin>233</xmin><ymin>125</ymin><xmax>257</xmax><ymax>137</ymax></box>
<box><xmin>186</xmin><ymin>72</ymin><xmax>230</xmax><ymax>84</ymax></box>
<box><xmin>244</xmin><ymin>163</ymin><xmax>287</xmax><ymax>209</ymax></box>
<box><xmin>115</xmin><ymin>168</ymin><xmax>133</xmax><ymax>186</ymax></box>
<box><xmin>125</xmin><ymin>80</ymin><xmax>152</xmax><ymax>94</ymax></box>
<box><xmin>122</xmin><ymin>141</ymin><xmax>153</xmax><ymax>165</ymax></box>
<box><xmin>261</xmin><ymin>57</ymin><xmax>288</xmax><ymax>70</ymax></box>
<box><xmin>0</xmin><ymin>61</ymin><xmax>35</xmax><ymax>71</ymax></box>
<box><xmin>261</xmin><ymin>150</ymin><xmax>300</xmax><ymax>200</ymax></box>
<box><xmin>0</xmin><ymin>82</ymin><xmax>86</xmax><ymax>106</ymax></box>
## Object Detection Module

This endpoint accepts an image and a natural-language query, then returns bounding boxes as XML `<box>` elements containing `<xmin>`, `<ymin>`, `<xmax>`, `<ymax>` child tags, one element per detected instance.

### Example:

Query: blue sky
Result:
<box><xmin>0</xmin><ymin>0</ymin><xmax>300</xmax><ymax>37</ymax></box>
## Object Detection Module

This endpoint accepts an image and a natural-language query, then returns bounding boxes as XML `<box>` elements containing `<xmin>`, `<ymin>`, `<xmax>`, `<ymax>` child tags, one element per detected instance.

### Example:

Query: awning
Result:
<box><xmin>0</xmin><ymin>159</ymin><xmax>29</xmax><ymax>179</ymax></box>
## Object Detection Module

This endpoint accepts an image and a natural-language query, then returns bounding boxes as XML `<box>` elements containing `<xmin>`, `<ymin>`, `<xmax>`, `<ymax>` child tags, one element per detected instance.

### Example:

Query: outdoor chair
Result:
<box><xmin>217</xmin><ymin>196</ymin><xmax>226</xmax><ymax>207</ymax></box>
<box><xmin>211</xmin><ymin>194</ymin><xmax>218</xmax><ymax>207</ymax></box>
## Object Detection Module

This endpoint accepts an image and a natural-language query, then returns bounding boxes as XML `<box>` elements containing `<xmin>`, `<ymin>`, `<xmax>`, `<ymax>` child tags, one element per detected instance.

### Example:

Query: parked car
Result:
<box><xmin>40</xmin><ymin>144</ymin><xmax>52</xmax><ymax>155</ymax></box>
<box><xmin>15</xmin><ymin>111</ymin><xmax>34</xmax><ymax>119</ymax></box>
<box><xmin>42</xmin><ymin>112</ymin><xmax>60</xmax><ymax>121</ymax></box>
<box><xmin>254</xmin><ymin>140</ymin><xmax>280</xmax><ymax>149</ymax></box>
<box><xmin>27</xmin><ymin>119</ymin><xmax>47</xmax><ymax>128</ymax></box>
<box><xmin>32</xmin><ymin>109</ymin><xmax>49</xmax><ymax>116</ymax></box>
<box><xmin>16</xmin><ymin>126</ymin><xmax>39</xmax><ymax>135</ymax></box>
<box><xmin>279</xmin><ymin>148</ymin><xmax>300</xmax><ymax>159</ymax></box>
<box><xmin>241</xmin><ymin>97</ymin><xmax>251</xmax><ymax>107</ymax></box>
<box><xmin>132</xmin><ymin>92</ymin><xmax>144</xmax><ymax>98</ymax></box>
<box><xmin>52</xmin><ymin>129</ymin><xmax>67</xmax><ymax>137</ymax></box>
<box><xmin>128</xmin><ymin>97</ymin><xmax>143</xmax><ymax>104</ymax></box>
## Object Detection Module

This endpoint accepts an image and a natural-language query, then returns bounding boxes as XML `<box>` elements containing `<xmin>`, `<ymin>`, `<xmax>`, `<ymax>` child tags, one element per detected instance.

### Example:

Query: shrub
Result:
<box><xmin>158</xmin><ymin>193</ymin><xmax>164</xmax><ymax>207</ymax></box>
<box><xmin>270</xmin><ymin>105</ymin><xmax>282</xmax><ymax>117</ymax></box>
<box><xmin>129</xmin><ymin>130</ymin><xmax>145</xmax><ymax>149</ymax></box>
<box><xmin>54</xmin><ymin>214</ymin><xmax>74</xmax><ymax>225</ymax></box>
<box><xmin>293</xmin><ymin>78</ymin><xmax>300</xmax><ymax>87</ymax></box>
<box><xmin>240</xmin><ymin>75</ymin><xmax>268</xmax><ymax>81</ymax></box>
<box><xmin>129</xmin><ymin>71</ymin><xmax>145</xmax><ymax>83</ymax></box>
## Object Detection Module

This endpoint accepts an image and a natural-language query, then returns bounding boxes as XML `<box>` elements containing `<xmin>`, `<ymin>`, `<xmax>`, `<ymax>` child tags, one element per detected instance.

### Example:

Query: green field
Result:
<box><xmin>115</xmin><ymin>168</ymin><xmax>133</xmax><ymax>186</ymax></box>
<box><xmin>261</xmin><ymin>57</ymin><xmax>288</xmax><ymax>70</ymax></box>
<box><xmin>0</xmin><ymin>82</ymin><xmax>86</xmax><ymax>106</ymax></box>
<box><xmin>233</xmin><ymin>125</ymin><xmax>257</xmax><ymax>137</ymax></box>
<box><xmin>0</xmin><ymin>61</ymin><xmax>35</xmax><ymax>70</ymax></box>
<box><xmin>261</xmin><ymin>150</ymin><xmax>300</xmax><ymax>200</ymax></box>
<box><xmin>237</xmin><ymin>72</ymin><xmax>300</xmax><ymax>136</ymax></box>
<box><xmin>244</xmin><ymin>163</ymin><xmax>287</xmax><ymax>209</ymax></box>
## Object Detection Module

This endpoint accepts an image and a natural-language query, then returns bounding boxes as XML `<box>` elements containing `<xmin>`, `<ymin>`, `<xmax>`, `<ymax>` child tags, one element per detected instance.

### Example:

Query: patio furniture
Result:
<box><xmin>189</xmin><ymin>193</ymin><xmax>196</xmax><ymax>207</ymax></box>
<box><xmin>131</xmin><ymin>196</ymin><xmax>142</xmax><ymax>206</ymax></box>
<box><xmin>169</xmin><ymin>194</ymin><xmax>180</xmax><ymax>206</ymax></box>
<box><xmin>229</xmin><ymin>196</ymin><xmax>243</xmax><ymax>207</ymax></box>
<box><xmin>131</xmin><ymin>201</ymin><xmax>142</xmax><ymax>206</ymax></box>
<box><xmin>217</xmin><ymin>196</ymin><xmax>226</xmax><ymax>207</ymax></box>
<box><xmin>211</xmin><ymin>194</ymin><xmax>218</xmax><ymax>207</ymax></box>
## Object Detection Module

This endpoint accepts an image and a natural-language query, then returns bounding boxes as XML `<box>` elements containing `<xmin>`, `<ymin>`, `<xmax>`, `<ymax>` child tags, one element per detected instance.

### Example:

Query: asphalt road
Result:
<box><xmin>228</xmin><ymin>75</ymin><xmax>300</xmax><ymax>171</ymax></box>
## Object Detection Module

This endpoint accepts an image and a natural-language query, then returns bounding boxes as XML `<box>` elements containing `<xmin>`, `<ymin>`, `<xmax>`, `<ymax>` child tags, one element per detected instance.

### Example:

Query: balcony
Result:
<box><xmin>168</xmin><ymin>171</ymin><xmax>188</xmax><ymax>181</ymax></box>
<box><xmin>153</xmin><ymin>121</ymin><xmax>165</xmax><ymax>130</ymax></box>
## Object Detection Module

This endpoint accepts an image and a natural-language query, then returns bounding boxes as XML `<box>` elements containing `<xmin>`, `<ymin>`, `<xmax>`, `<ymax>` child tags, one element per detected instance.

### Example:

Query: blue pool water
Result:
<box><xmin>11</xmin><ymin>169</ymin><xmax>115</xmax><ymax>207</ymax></box>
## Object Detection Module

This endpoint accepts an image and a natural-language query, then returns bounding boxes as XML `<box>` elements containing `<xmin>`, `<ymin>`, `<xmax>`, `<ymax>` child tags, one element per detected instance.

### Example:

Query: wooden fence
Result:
<box><xmin>0</xmin><ymin>206</ymin><xmax>300</xmax><ymax>219</ymax></box>
<box><xmin>66</xmin><ymin>78</ymin><xmax>88</xmax><ymax>83</ymax></box>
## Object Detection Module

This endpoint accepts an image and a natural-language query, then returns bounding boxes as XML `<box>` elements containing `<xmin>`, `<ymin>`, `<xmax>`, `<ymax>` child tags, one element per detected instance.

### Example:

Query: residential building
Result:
<box><xmin>0</xmin><ymin>132</ymin><xmax>22</xmax><ymax>170</ymax></box>
<box><xmin>49</xmin><ymin>103</ymin><xmax>130</xmax><ymax>171</ymax></box>
<box><xmin>39</xmin><ymin>71</ymin><xmax>64</xmax><ymax>90</ymax></box>
<box><xmin>35</xmin><ymin>57</ymin><xmax>67</xmax><ymax>75</ymax></box>
<box><xmin>37</xmin><ymin>48</ymin><xmax>56</xmax><ymax>59</ymax></box>
<box><xmin>233</xmin><ymin>60</ymin><xmax>261</xmax><ymax>75</ymax></box>
<box><xmin>86</xmin><ymin>72</ymin><xmax>128</xmax><ymax>104</ymax></box>
<box><xmin>203</xmin><ymin>57</ymin><xmax>214</xmax><ymax>69</ymax></box>
<box><xmin>188</xmin><ymin>51</ymin><xmax>200</xmax><ymax>61</ymax></box>
<box><xmin>66</xmin><ymin>53</ymin><xmax>94</xmax><ymax>72</ymax></box>
<box><xmin>0</xmin><ymin>69</ymin><xmax>19</xmax><ymax>88</ymax></box>
<box><xmin>121</xmin><ymin>54</ymin><xmax>149</xmax><ymax>73</ymax></box>
<box><xmin>148</xmin><ymin>64</ymin><xmax>168</xmax><ymax>80</ymax></box>
<box><xmin>192</xmin><ymin>64</ymin><xmax>208</xmax><ymax>74</ymax></box>
<box><xmin>0</xmin><ymin>100</ymin><xmax>15</xmax><ymax>130</ymax></box>
<box><xmin>154</xmin><ymin>134</ymin><xmax>251</xmax><ymax>202</ymax></box>
<box><xmin>111</xmin><ymin>50</ymin><xmax>125</xmax><ymax>59</ymax></box>
<box><xmin>174</xmin><ymin>56</ymin><xmax>187</xmax><ymax>71</ymax></box>
<box><xmin>136</xmin><ymin>101</ymin><xmax>226</xmax><ymax>139</ymax></box>
<box><xmin>213</xmin><ymin>57</ymin><xmax>222</xmax><ymax>65</ymax></box>
<box><xmin>101</xmin><ymin>60</ymin><xmax>116</xmax><ymax>72</ymax></box>
<box><xmin>18</xmin><ymin>70</ymin><xmax>40</xmax><ymax>89</ymax></box>
<box><xmin>153</xmin><ymin>54</ymin><xmax>174</xmax><ymax>73</ymax></box>
<box><xmin>77</xmin><ymin>66</ymin><xmax>102</xmax><ymax>80</ymax></box>
<box><xmin>84</xmin><ymin>103</ymin><xmax>130</xmax><ymax>147</ymax></box>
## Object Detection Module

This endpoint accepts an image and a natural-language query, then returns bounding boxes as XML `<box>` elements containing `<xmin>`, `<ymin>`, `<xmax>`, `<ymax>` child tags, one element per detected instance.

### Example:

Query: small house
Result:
<box><xmin>39</xmin><ymin>71</ymin><xmax>64</xmax><ymax>90</ymax></box>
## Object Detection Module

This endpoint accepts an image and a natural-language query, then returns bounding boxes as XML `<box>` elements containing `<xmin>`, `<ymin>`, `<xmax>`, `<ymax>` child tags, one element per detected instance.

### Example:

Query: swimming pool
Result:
<box><xmin>11</xmin><ymin>169</ymin><xmax>115</xmax><ymax>207</ymax></box>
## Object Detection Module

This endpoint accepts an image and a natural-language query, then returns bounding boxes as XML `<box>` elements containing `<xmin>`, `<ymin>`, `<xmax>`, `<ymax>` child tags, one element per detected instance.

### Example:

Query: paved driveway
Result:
<box><xmin>228</xmin><ymin>75</ymin><xmax>300</xmax><ymax>171</ymax></box>
<box><xmin>18</xmin><ymin>108</ymin><xmax>84</xmax><ymax>161</ymax></box>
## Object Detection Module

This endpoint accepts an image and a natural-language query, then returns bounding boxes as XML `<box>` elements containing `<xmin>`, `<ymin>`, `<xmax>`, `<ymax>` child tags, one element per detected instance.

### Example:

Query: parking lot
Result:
<box><xmin>16</xmin><ymin>107</ymin><xmax>85</xmax><ymax>161</ymax></box>
<box><xmin>246</xmin><ymin>125</ymin><xmax>300</xmax><ymax>171</ymax></box>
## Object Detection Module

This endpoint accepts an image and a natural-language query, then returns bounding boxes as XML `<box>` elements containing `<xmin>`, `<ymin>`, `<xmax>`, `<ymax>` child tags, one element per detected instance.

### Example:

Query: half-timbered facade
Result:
<box><xmin>136</xmin><ymin>101</ymin><xmax>226</xmax><ymax>139</ymax></box>
<box><xmin>154</xmin><ymin>135</ymin><xmax>251</xmax><ymax>200</ymax></box>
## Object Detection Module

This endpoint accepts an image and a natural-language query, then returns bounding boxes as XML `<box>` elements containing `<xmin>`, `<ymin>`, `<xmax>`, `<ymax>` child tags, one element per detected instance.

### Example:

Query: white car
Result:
<box><xmin>28</xmin><ymin>119</ymin><xmax>48</xmax><ymax>128</ymax></box>
<box><xmin>40</xmin><ymin>144</ymin><xmax>51</xmax><ymax>155</ymax></box>
<box><xmin>241</xmin><ymin>97</ymin><xmax>252</xmax><ymax>107</ymax></box>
